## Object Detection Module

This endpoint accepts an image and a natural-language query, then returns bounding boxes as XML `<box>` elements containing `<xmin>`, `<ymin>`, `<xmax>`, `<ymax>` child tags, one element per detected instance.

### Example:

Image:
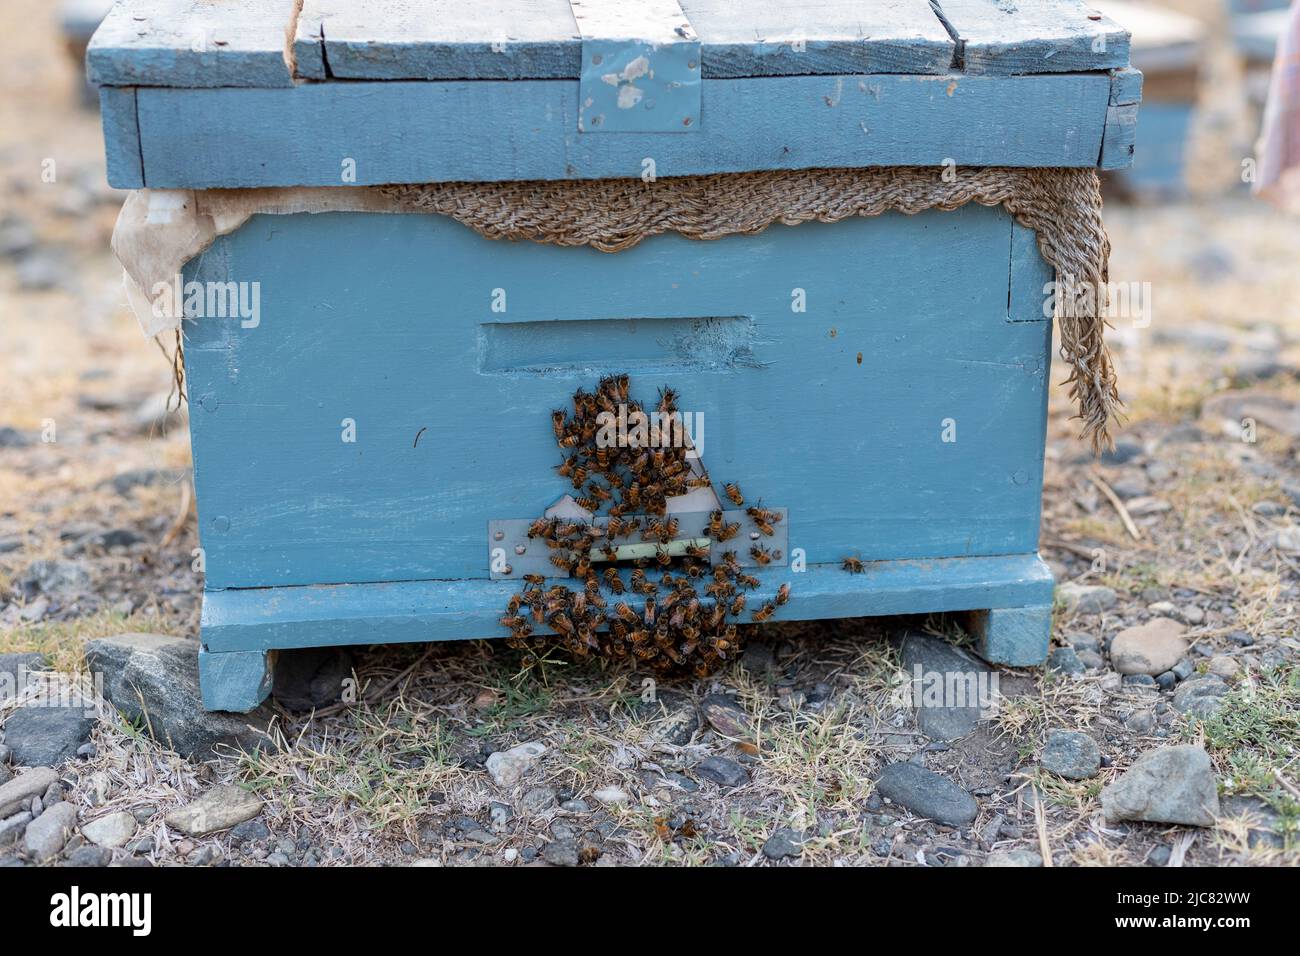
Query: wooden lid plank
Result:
<box><xmin>88</xmin><ymin>0</ymin><xmax>298</xmax><ymax>88</ymax></box>
<box><xmin>934</xmin><ymin>0</ymin><xmax>1130</xmax><ymax>75</ymax></box>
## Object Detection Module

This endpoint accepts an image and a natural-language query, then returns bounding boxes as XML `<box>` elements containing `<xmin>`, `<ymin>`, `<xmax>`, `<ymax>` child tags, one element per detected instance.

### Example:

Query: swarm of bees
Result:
<box><xmin>500</xmin><ymin>374</ymin><xmax>791</xmax><ymax>677</ymax></box>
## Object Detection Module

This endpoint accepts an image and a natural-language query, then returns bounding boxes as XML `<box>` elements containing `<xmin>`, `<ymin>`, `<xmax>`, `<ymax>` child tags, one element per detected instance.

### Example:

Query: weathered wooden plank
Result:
<box><xmin>196</xmin><ymin>648</ymin><xmax>275</xmax><ymax>712</ymax></box>
<box><xmin>199</xmin><ymin>554</ymin><xmax>1057</xmax><ymax>654</ymax></box>
<box><xmin>934</xmin><ymin>0</ymin><xmax>1130</xmax><ymax>75</ymax></box>
<box><xmin>962</xmin><ymin>604</ymin><xmax>1053</xmax><ymax>665</ymax></box>
<box><xmin>571</xmin><ymin>0</ymin><xmax>701</xmax><ymax>132</ymax></box>
<box><xmin>293</xmin><ymin>0</ymin><xmax>582</xmax><ymax>80</ymax></box>
<box><xmin>98</xmin><ymin>87</ymin><xmax>144</xmax><ymax>188</ymax></box>
<box><xmin>87</xmin><ymin>0</ymin><xmax>298</xmax><ymax>88</ymax></box>
<box><xmin>1099</xmin><ymin>101</ymin><xmax>1138</xmax><ymax>169</ymax></box>
<box><xmin>1109</xmin><ymin>65</ymin><xmax>1143</xmax><ymax>105</ymax></box>
<box><xmin>686</xmin><ymin>0</ymin><xmax>955</xmax><ymax>76</ymax></box>
<box><xmin>184</xmin><ymin>203</ymin><xmax>1052</xmax><ymax>587</ymax></box>
<box><xmin>127</xmin><ymin>72</ymin><xmax>1110</xmax><ymax>188</ymax></box>
<box><xmin>290</xmin><ymin>0</ymin><xmax>957</xmax><ymax>80</ymax></box>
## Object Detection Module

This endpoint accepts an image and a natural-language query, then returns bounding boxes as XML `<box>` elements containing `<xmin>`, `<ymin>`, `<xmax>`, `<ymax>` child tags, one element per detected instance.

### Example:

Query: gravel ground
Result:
<box><xmin>0</xmin><ymin>0</ymin><xmax>1296</xmax><ymax>867</ymax></box>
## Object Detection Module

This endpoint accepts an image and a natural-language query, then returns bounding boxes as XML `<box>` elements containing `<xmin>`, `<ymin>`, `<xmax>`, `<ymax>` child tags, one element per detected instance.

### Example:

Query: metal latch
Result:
<box><xmin>570</xmin><ymin>0</ymin><xmax>702</xmax><ymax>133</ymax></box>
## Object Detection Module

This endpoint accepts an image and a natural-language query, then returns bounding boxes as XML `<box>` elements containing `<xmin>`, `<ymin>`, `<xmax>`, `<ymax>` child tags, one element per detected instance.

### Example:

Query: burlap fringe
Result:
<box><xmin>380</xmin><ymin>167</ymin><xmax>1120</xmax><ymax>450</ymax></box>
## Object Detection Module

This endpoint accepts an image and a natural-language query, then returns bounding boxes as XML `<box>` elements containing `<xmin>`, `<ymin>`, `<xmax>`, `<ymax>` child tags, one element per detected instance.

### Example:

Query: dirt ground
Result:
<box><xmin>0</xmin><ymin>1</ymin><xmax>1297</xmax><ymax>867</ymax></box>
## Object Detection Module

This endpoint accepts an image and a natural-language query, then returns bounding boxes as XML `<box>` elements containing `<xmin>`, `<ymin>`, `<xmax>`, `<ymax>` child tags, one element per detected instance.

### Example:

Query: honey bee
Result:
<box><xmin>749</xmin><ymin>544</ymin><xmax>773</xmax><ymax>566</ymax></box>
<box><xmin>644</xmin><ymin>597</ymin><xmax>656</xmax><ymax>626</ymax></box>
<box><xmin>523</xmin><ymin>573</ymin><xmax>545</xmax><ymax>585</ymax></box>
<box><xmin>616</xmin><ymin>602</ymin><xmax>638</xmax><ymax>624</ymax></box>
<box><xmin>775</xmin><ymin>583</ymin><xmax>791</xmax><ymax>606</ymax></box>
<box><xmin>499</xmin><ymin>614</ymin><xmax>525</xmax><ymax>629</ymax></box>
<box><xmin>551</xmin><ymin>409</ymin><xmax>567</xmax><ymax>442</ymax></box>
<box><xmin>750</xmin><ymin>602</ymin><xmax>776</xmax><ymax>623</ymax></box>
<box><xmin>724</xmin><ymin>482</ymin><xmax>744</xmax><ymax>507</ymax></box>
<box><xmin>684</xmin><ymin>543</ymin><xmax>710</xmax><ymax>560</ymax></box>
<box><xmin>842</xmin><ymin>557</ymin><xmax>865</xmax><ymax>574</ymax></box>
<box><xmin>729</xmin><ymin>593</ymin><xmax>746</xmax><ymax>616</ymax></box>
<box><xmin>738</xmin><ymin>573</ymin><xmax>761</xmax><ymax>589</ymax></box>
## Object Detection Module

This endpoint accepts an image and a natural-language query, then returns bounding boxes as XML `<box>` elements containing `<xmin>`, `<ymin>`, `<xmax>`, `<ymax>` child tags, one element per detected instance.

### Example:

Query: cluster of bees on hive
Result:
<box><xmin>499</xmin><ymin>374</ymin><xmax>790</xmax><ymax>676</ymax></box>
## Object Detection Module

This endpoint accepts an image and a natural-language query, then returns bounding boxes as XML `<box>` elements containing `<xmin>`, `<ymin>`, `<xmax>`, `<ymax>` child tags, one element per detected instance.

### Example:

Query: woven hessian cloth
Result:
<box><xmin>379</xmin><ymin>167</ymin><xmax>1120</xmax><ymax>450</ymax></box>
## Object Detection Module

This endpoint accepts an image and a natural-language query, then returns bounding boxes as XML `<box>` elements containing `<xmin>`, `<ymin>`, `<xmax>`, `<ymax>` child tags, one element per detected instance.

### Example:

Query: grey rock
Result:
<box><xmin>695</xmin><ymin>755</ymin><xmax>749</xmax><ymax>789</ymax></box>
<box><xmin>99</xmin><ymin>468</ymin><xmax>187</xmax><ymax>497</ymax></box>
<box><xmin>700</xmin><ymin>694</ymin><xmax>751</xmax><ymax>739</ymax></box>
<box><xmin>1056</xmin><ymin>583</ymin><xmax>1118</xmax><ymax>615</ymax></box>
<box><xmin>165</xmin><ymin>785</ymin><xmax>262</xmax><ymax>836</ymax></box>
<box><xmin>1125</xmin><ymin>711</ymin><xmax>1156</xmax><ymax>734</ymax></box>
<box><xmin>0</xmin><ymin>811</ymin><xmax>32</xmax><ymax>846</ymax></box>
<box><xmin>489</xmin><ymin>802</ymin><xmax>513</xmax><ymax>830</ymax></box>
<box><xmin>0</xmin><ymin>215</ymin><xmax>36</xmax><ymax>258</ymax></box>
<box><xmin>84</xmin><ymin>633</ymin><xmax>272</xmax><ymax>761</ymax></box>
<box><xmin>62</xmin><ymin>845</ymin><xmax>112</xmax><ymax>867</ymax></box>
<box><xmin>1041</xmin><ymin>730</ymin><xmax>1101</xmax><ymax>780</ymax></box>
<box><xmin>485</xmin><ymin>741</ymin><xmax>545</xmax><ymax>787</ymax></box>
<box><xmin>560</xmin><ymin>798</ymin><xmax>590</xmax><ymax>813</ymax></box>
<box><xmin>1123</xmin><ymin>674</ymin><xmax>1157</xmax><ymax>687</ymax></box>
<box><xmin>0</xmin><ymin>764</ymin><xmax>10</xmax><ymax>786</ymax></box>
<box><xmin>1171</xmin><ymin>676</ymin><xmax>1229</xmax><ymax>720</ymax></box>
<box><xmin>229</xmin><ymin>818</ymin><xmax>270</xmax><ymax>845</ymax></box>
<box><xmin>520</xmin><ymin>785</ymin><xmax>559</xmax><ymax>814</ymax></box>
<box><xmin>1101</xmin><ymin>745</ymin><xmax>1220</xmax><ymax>826</ymax></box>
<box><xmin>1100</xmin><ymin>439</ymin><xmax>1143</xmax><ymax>465</ymax></box>
<box><xmin>189</xmin><ymin>845</ymin><xmax>222</xmax><ymax>866</ymax></box>
<box><xmin>0</xmin><ymin>767</ymin><xmax>58</xmax><ymax>817</ymax></box>
<box><xmin>636</xmin><ymin>692</ymin><xmax>700</xmax><ymax>746</ymax></box>
<box><xmin>900</xmin><ymin>631</ymin><xmax>992</xmax><ymax>741</ymax></box>
<box><xmin>1171</xmin><ymin>659</ymin><xmax>1196</xmax><ymax>681</ymax></box>
<box><xmin>1227</xmin><ymin>631</ymin><xmax>1255</xmax><ymax>647</ymax></box>
<box><xmin>542</xmin><ymin>839</ymin><xmax>580</xmax><ymax>866</ymax></box>
<box><xmin>1076</xmin><ymin>650</ymin><xmax>1106</xmax><ymax>671</ymax></box>
<box><xmin>1047</xmin><ymin>646</ymin><xmax>1086</xmax><ymax>677</ymax></box>
<box><xmin>21</xmin><ymin>559</ymin><xmax>91</xmax><ymax>597</ymax></box>
<box><xmin>23</xmin><ymin>800</ymin><xmax>78</xmax><ymax>861</ymax></box>
<box><xmin>762</xmin><ymin>828</ymin><xmax>805</xmax><ymax>860</ymax></box>
<box><xmin>741</xmin><ymin>640</ymin><xmax>778</xmax><ymax>675</ymax></box>
<box><xmin>985</xmin><ymin>848</ymin><xmax>1042</xmax><ymax>867</ymax></box>
<box><xmin>0</xmin><ymin>427</ymin><xmax>33</xmax><ymax>449</ymax></box>
<box><xmin>1110</xmin><ymin>618</ymin><xmax>1189</xmax><ymax>676</ymax></box>
<box><xmin>1156</xmin><ymin>671</ymin><xmax>1177</xmax><ymax>691</ymax></box>
<box><xmin>80</xmin><ymin>811</ymin><xmax>137</xmax><ymax>849</ymax></box>
<box><xmin>875</xmin><ymin>762</ymin><xmax>978</xmax><ymax>827</ymax></box>
<box><xmin>271</xmin><ymin>646</ymin><xmax>354</xmax><ymax>711</ymax></box>
<box><xmin>1148</xmin><ymin>845</ymin><xmax>1172</xmax><ymax>867</ymax></box>
<box><xmin>0</xmin><ymin>652</ymin><xmax>47</xmax><ymax>703</ymax></box>
<box><xmin>4</xmin><ymin>703</ymin><xmax>96</xmax><ymax>767</ymax></box>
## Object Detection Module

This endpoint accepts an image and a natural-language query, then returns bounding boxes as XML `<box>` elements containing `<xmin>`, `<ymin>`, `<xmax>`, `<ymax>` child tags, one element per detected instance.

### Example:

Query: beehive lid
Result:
<box><xmin>89</xmin><ymin>0</ymin><xmax>1139</xmax><ymax>189</ymax></box>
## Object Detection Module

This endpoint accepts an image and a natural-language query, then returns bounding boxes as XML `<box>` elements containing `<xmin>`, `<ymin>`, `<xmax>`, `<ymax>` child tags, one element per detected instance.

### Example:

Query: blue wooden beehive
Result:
<box><xmin>89</xmin><ymin>0</ymin><xmax>1139</xmax><ymax>712</ymax></box>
